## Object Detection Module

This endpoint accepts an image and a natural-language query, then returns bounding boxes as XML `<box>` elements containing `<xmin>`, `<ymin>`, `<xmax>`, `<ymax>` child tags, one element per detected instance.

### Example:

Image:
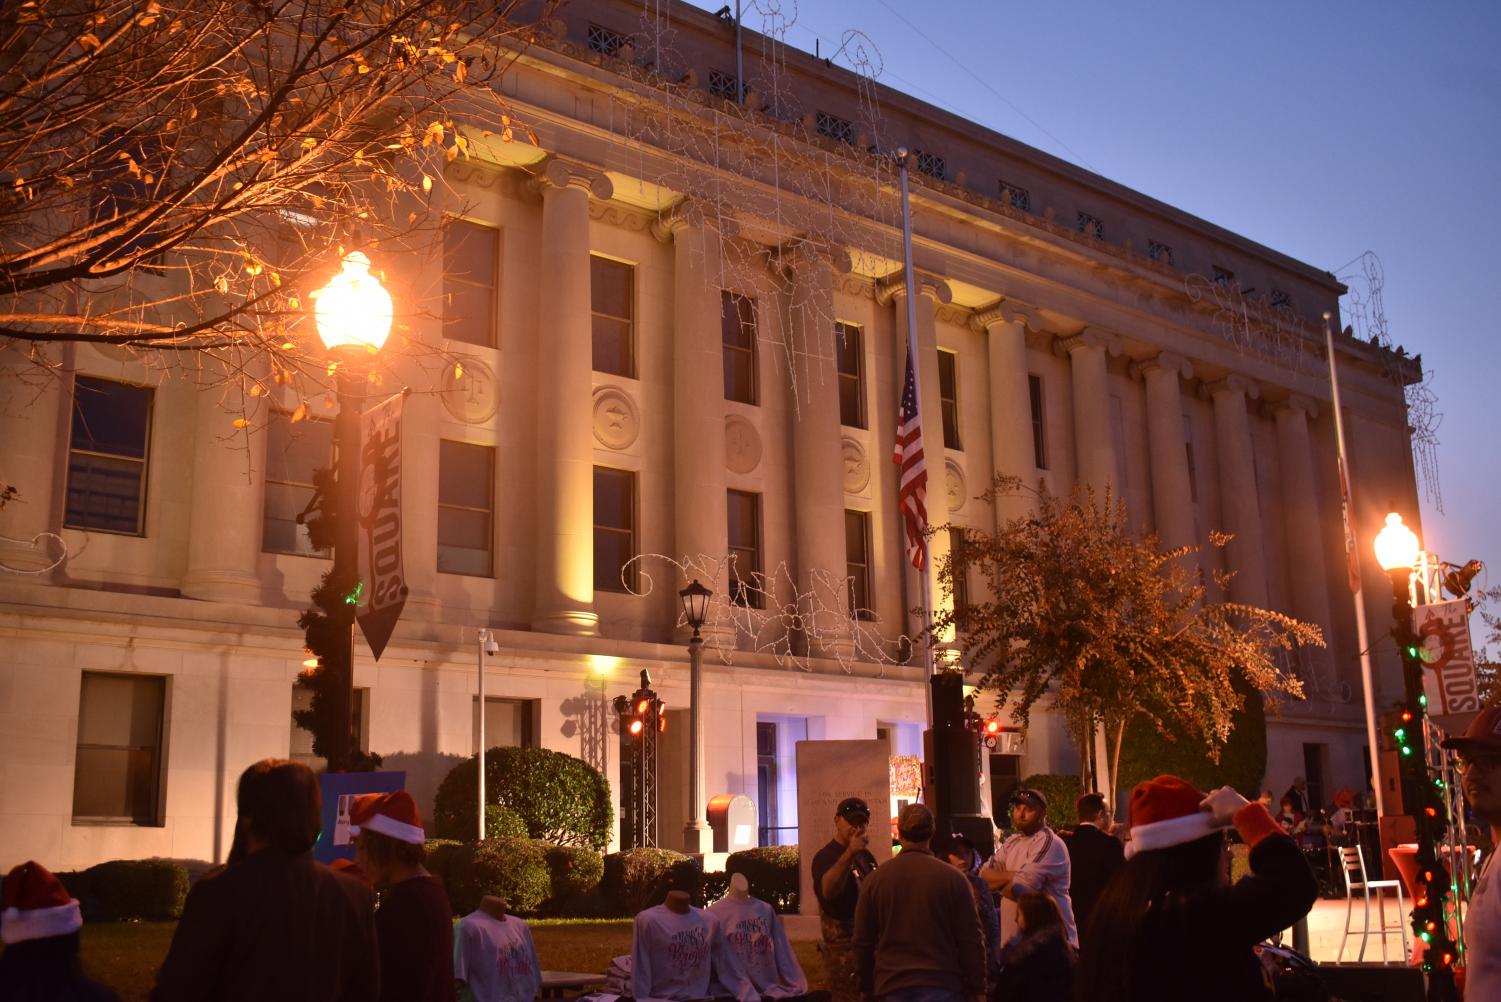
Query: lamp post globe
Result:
<box><xmin>1373</xmin><ymin>511</ymin><xmax>1420</xmax><ymax>573</ymax></box>
<box><xmin>679</xmin><ymin>579</ymin><xmax>712</xmax><ymax>635</ymax></box>
<box><xmin>314</xmin><ymin>251</ymin><xmax>393</xmax><ymax>353</ymax></box>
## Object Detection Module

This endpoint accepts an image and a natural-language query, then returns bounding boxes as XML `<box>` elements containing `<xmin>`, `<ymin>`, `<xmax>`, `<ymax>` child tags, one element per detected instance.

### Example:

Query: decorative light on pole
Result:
<box><xmin>1373</xmin><ymin>511</ymin><xmax>1460</xmax><ymax>999</ymax></box>
<box><xmin>680</xmin><ymin>578</ymin><xmax>713</xmax><ymax>855</ymax></box>
<box><xmin>311</xmin><ymin>251</ymin><xmax>392</xmax><ymax>771</ymax></box>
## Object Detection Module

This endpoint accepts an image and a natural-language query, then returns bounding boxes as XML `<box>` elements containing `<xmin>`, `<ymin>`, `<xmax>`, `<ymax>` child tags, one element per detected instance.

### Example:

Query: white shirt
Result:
<box><xmin>632</xmin><ymin>904</ymin><xmax>756</xmax><ymax>1002</ymax></box>
<box><xmin>706</xmin><ymin>893</ymin><xmax>808</xmax><ymax>998</ymax></box>
<box><xmin>454</xmin><ymin>910</ymin><xmax>541</xmax><ymax>1002</ymax></box>
<box><xmin>983</xmin><ymin>825</ymin><xmax>1078</xmax><ymax>948</ymax></box>
<box><xmin>1467</xmin><ymin>850</ymin><xmax>1501</xmax><ymax>1001</ymax></box>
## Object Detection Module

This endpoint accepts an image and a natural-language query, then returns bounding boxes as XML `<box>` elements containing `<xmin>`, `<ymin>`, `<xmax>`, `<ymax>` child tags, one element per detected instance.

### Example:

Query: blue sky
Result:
<box><xmin>683</xmin><ymin>0</ymin><xmax>1500</xmax><ymax>589</ymax></box>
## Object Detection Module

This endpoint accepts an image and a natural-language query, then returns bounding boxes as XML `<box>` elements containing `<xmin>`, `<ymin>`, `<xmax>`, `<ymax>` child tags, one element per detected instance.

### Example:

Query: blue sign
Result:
<box><xmin>315</xmin><ymin>770</ymin><xmax>406</xmax><ymax>864</ymax></box>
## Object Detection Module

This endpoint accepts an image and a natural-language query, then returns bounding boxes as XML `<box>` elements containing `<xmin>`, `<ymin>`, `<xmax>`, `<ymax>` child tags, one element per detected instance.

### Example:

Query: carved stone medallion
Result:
<box><xmin>945</xmin><ymin>460</ymin><xmax>967</xmax><ymax>513</ymax></box>
<box><xmin>592</xmin><ymin>386</ymin><xmax>640</xmax><ymax>450</ymax></box>
<box><xmin>440</xmin><ymin>356</ymin><xmax>498</xmax><ymax>424</ymax></box>
<box><xmin>725</xmin><ymin>414</ymin><xmax>762</xmax><ymax>474</ymax></box>
<box><xmin>841</xmin><ymin>437</ymin><xmax>870</xmax><ymax>494</ymax></box>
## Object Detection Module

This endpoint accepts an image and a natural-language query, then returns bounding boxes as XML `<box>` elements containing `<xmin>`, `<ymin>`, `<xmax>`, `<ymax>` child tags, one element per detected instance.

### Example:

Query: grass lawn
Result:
<box><xmin>69</xmin><ymin>918</ymin><xmax>827</xmax><ymax>1002</ymax></box>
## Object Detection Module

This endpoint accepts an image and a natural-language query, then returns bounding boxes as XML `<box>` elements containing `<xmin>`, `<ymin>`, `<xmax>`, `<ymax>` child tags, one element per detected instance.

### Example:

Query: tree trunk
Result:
<box><xmin>1109</xmin><ymin>715</ymin><xmax>1127</xmax><ymax>809</ymax></box>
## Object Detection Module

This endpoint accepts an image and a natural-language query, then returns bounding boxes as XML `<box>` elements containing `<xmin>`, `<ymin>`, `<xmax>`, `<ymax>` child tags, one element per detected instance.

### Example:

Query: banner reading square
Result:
<box><xmin>357</xmin><ymin>391</ymin><xmax>407</xmax><ymax>660</ymax></box>
<box><xmin>315</xmin><ymin>770</ymin><xmax>406</xmax><ymax>864</ymax></box>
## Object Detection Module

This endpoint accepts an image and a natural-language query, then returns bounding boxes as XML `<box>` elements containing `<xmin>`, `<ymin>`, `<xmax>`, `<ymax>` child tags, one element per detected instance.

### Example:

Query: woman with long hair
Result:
<box><xmin>1076</xmin><ymin>775</ymin><xmax>1317</xmax><ymax>1002</ymax></box>
<box><xmin>993</xmin><ymin>891</ymin><xmax>1074</xmax><ymax>1002</ymax></box>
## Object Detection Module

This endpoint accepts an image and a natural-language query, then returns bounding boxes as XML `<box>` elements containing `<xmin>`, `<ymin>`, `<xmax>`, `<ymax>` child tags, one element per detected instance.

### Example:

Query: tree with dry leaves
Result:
<box><xmin>0</xmin><ymin>0</ymin><xmax>549</xmax><ymax>380</ymax></box>
<box><xmin>935</xmin><ymin>477</ymin><xmax>1323</xmax><ymax>799</ymax></box>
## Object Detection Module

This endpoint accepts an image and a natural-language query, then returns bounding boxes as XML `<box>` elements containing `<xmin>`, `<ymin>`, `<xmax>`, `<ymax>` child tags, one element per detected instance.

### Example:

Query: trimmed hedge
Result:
<box><xmin>424</xmin><ymin>839</ymin><xmax>602</xmax><ymax>916</ymax></box>
<box><xmin>472</xmin><ymin>839</ymin><xmax>551</xmax><ymax>916</ymax></box>
<box><xmin>56</xmin><ymin>859</ymin><xmax>188</xmax><ymax>921</ymax></box>
<box><xmin>434</xmin><ymin>747</ymin><xmax>612</xmax><ymax>850</ymax></box>
<box><xmin>726</xmin><ymin>845</ymin><xmax>799</xmax><ymax>913</ymax></box>
<box><xmin>602</xmin><ymin>847</ymin><xmax>691</xmax><ymax>915</ymax></box>
<box><xmin>1020</xmin><ymin>774</ymin><xmax>1082</xmax><ymax>828</ymax></box>
<box><xmin>541</xmin><ymin>844</ymin><xmax>605</xmax><ymax>914</ymax></box>
<box><xmin>485</xmin><ymin>804</ymin><xmax>528</xmax><ymax>841</ymax></box>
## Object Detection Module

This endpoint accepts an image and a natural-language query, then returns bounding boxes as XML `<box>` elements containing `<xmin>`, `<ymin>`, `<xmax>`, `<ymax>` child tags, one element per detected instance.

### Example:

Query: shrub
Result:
<box><xmin>602</xmin><ymin>847</ymin><xmax>691</xmax><ymax>915</ymax></box>
<box><xmin>1019</xmin><ymin>774</ymin><xmax>1082</xmax><ymax>829</ymax></box>
<box><xmin>425</xmin><ymin>840</ymin><xmax>478</xmax><ymax>913</ymax></box>
<box><xmin>702</xmin><ymin>870</ymin><xmax>730</xmax><ymax>904</ymax></box>
<box><xmin>471</xmin><ymin>838</ymin><xmax>551</xmax><ymax>916</ymax></box>
<box><xmin>541</xmin><ymin>844</ymin><xmax>604</xmax><ymax>914</ymax></box>
<box><xmin>73</xmin><ymin>860</ymin><xmax>188</xmax><ymax>920</ymax></box>
<box><xmin>1117</xmin><ymin>684</ymin><xmax>1268</xmax><ymax>801</ymax></box>
<box><xmin>434</xmin><ymin>747</ymin><xmax>612</xmax><ymax>850</ymax></box>
<box><xmin>726</xmin><ymin>845</ymin><xmax>800</xmax><ymax>913</ymax></box>
<box><xmin>486</xmin><ymin>804</ymin><xmax>528</xmax><ymax>841</ymax></box>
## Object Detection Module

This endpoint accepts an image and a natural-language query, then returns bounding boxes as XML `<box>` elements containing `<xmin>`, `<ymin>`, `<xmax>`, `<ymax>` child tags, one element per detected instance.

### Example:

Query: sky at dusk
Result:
<box><xmin>681</xmin><ymin>0</ymin><xmax>1501</xmax><ymax>598</ymax></box>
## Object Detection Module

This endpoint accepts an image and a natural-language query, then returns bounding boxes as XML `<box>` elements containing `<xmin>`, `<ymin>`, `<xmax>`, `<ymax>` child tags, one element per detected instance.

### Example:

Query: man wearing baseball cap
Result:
<box><xmin>810</xmin><ymin>797</ymin><xmax>879</xmax><ymax>1002</ymax></box>
<box><xmin>1442</xmin><ymin>705</ymin><xmax>1501</xmax><ymax>999</ymax></box>
<box><xmin>981</xmin><ymin>788</ymin><xmax>1078</xmax><ymax>948</ymax></box>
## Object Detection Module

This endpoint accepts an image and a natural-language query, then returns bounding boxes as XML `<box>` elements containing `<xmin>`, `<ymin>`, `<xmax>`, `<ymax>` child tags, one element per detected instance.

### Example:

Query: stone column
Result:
<box><xmin>182</xmin><ymin>371</ymin><xmax>269</xmax><ymax>602</ymax></box>
<box><xmin>786</xmin><ymin>244</ymin><xmax>853</xmax><ymax>658</ymax></box>
<box><xmin>973</xmin><ymin>301</ymin><xmax>1036</xmax><ymax>527</ymax></box>
<box><xmin>530</xmin><ymin>158</ymin><xmax>611</xmax><ymax>636</ymax></box>
<box><xmin>1273</xmin><ymin>395</ymin><xmax>1336</xmax><ymax>645</ymax></box>
<box><xmin>1207</xmin><ymin>375</ymin><xmax>1269</xmax><ymax>605</ymax></box>
<box><xmin>0</xmin><ymin>354</ymin><xmax>67</xmax><ymax>574</ymax></box>
<box><xmin>400</xmin><ymin>386</ymin><xmax>441</xmax><ymax>625</ymax></box>
<box><xmin>1055</xmin><ymin>329</ymin><xmax>1118</xmax><ymax>496</ymax></box>
<box><xmin>1134</xmin><ymin>352</ymin><xmax>1196</xmax><ymax>553</ymax></box>
<box><xmin>880</xmin><ymin>271</ymin><xmax>952</xmax><ymax>641</ymax></box>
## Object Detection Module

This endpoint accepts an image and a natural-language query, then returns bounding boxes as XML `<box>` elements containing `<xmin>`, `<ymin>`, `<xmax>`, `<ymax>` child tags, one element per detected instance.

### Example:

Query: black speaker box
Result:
<box><xmin>1317</xmin><ymin>962</ymin><xmax>1425</xmax><ymax>1002</ymax></box>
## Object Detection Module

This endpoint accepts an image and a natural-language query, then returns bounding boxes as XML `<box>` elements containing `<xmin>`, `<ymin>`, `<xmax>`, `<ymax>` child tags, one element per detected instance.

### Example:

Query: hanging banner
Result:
<box><xmin>357</xmin><ymin>392</ymin><xmax>407</xmax><ymax>661</ymax></box>
<box><xmin>1413</xmin><ymin>599</ymin><xmax>1480</xmax><ymax>733</ymax></box>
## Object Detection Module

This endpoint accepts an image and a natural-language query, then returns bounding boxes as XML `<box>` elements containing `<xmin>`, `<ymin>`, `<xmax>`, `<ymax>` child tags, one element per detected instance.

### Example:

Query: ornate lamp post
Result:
<box><xmin>311</xmin><ymin>251</ymin><xmax>392</xmax><ymax>771</ymax></box>
<box><xmin>680</xmin><ymin>578</ymin><xmax>713</xmax><ymax>854</ymax></box>
<box><xmin>1373</xmin><ymin>511</ymin><xmax>1459</xmax><ymax>1000</ymax></box>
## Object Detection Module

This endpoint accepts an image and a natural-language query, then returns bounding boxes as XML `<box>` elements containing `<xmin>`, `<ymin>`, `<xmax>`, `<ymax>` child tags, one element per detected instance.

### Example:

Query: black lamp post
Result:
<box><xmin>680</xmin><ymin>578</ymin><xmax>712</xmax><ymax>854</ymax></box>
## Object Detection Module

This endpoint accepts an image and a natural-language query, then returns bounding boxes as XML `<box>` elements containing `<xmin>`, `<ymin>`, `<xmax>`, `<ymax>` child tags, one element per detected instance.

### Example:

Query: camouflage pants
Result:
<box><xmin>820</xmin><ymin>915</ymin><xmax>860</xmax><ymax>1002</ymax></box>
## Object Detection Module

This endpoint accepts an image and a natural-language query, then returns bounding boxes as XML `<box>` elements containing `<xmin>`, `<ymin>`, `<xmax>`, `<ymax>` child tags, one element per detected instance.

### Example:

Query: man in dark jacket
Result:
<box><xmin>810</xmin><ymin>797</ymin><xmax>877</xmax><ymax>1002</ymax></box>
<box><xmin>853</xmin><ymin>804</ymin><xmax>986</xmax><ymax>1002</ymax></box>
<box><xmin>1060</xmin><ymin>792</ymin><xmax>1124</xmax><ymax>941</ymax></box>
<box><xmin>152</xmin><ymin>759</ymin><xmax>378</xmax><ymax>1002</ymax></box>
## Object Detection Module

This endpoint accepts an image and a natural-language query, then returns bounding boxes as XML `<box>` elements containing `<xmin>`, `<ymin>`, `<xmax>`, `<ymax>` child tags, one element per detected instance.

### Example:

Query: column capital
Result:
<box><xmin>1053</xmin><ymin>326</ymin><xmax>1120</xmax><ymax>359</ymax></box>
<box><xmin>1270</xmin><ymin>392</ymin><xmax>1320</xmax><ymax>420</ymax></box>
<box><xmin>529</xmin><ymin>155</ymin><xmax>613</xmax><ymax>201</ymax></box>
<box><xmin>969</xmin><ymin>298</ymin><xmax>1040</xmax><ymax>334</ymax></box>
<box><xmin>875</xmin><ymin>269</ymin><xmax>952</xmax><ymax>307</ymax></box>
<box><xmin>1202</xmin><ymin>373</ymin><xmax>1261</xmax><ymax>402</ymax></box>
<box><xmin>769</xmin><ymin>237</ymin><xmax>853</xmax><ymax>277</ymax></box>
<box><xmin>651</xmin><ymin>201</ymin><xmax>697</xmax><ymax>242</ymax></box>
<box><xmin>1130</xmin><ymin>350</ymin><xmax>1194</xmax><ymax>382</ymax></box>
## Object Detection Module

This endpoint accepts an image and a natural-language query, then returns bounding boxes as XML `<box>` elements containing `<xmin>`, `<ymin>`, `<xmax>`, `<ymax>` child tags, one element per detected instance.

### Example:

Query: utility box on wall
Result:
<box><xmin>708</xmin><ymin>793</ymin><xmax>756</xmax><ymax>853</ymax></box>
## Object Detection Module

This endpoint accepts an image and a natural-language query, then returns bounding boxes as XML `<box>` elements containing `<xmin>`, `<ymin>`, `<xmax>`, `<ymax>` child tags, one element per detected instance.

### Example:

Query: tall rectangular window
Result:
<box><xmin>1184</xmin><ymin>411</ymin><xmax>1199</xmax><ymax>503</ymax></box>
<box><xmin>756</xmin><ymin>721</ymin><xmax>779</xmax><ymax>845</ymax></box>
<box><xmin>443</xmin><ymin>218</ymin><xmax>499</xmax><ymax>347</ymax></box>
<box><xmin>66</xmin><ymin>376</ymin><xmax>153</xmax><ymax>535</ymax></box>
<box><xmin>593</xmin><ymin>466</ymin><xmax>637</xmax><ymax>593</ymax></box>
<box><xmin>835</xmin><ymin>322</ymin><xmax>866</xmax><ymax>429</ymax></box>
<box><xmin>291</xmin><ymin>685</ymin><xmax>368</xmax><ymax>772</ymax></box>
<box><xmin>263</xmin><ymin>411</ymin><xmax>333</xmax><ymax>556</ymax></box>
<box><xmin>474</xmin><ymin>697</ymin><xmax>538</xmax><ymax>753</ymax></box>
<box><xmin>1028</xmin><ymin>374</ymin><xmax>1048</xmax><ymax>470</ymax></box>
<box><xmin>845</xmin><ymin>510</ymin><xmax>873</xmax><ymax>617</ymax></box>
<box><xmin>949</xmin><ymin>528</ymin><xmax>970</xmax><ymax>623</ymax></box>
<box><xmin>72</xmin><ymin>672</ymin><xmax>166</xmax><ymax>825</ymax></box>
<box><xmin>438</xmin><ymin>440</ymin><xmax>493</xmax><ymax>576</ymax></box>
<box><xmin>591</xmin><ymin>255</ymin><xmax>635</xmax><ymax>377</ymax></box>
<box><xmin>722</xmin><ymin>291</ymin><xmax>758</xmax><ymax>404</ymax></box>
<box><xmin>727</xmin><ymin>489</ymin><xmax>763</xmax><ymax>608</ymax></box>
<box><xmin>937</xmin><ymin>349</ymin><xmax>961</xmax><ymax>450</ymax></box>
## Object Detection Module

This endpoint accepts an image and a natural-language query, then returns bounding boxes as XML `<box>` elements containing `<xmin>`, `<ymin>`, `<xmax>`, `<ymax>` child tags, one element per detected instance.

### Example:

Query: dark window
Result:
<box><xmin>914</xmin><ymin>149</ymin><xmax>946</xmax><ymax>179</ymax></box>
<box><xmin>591</xmin><ymin>255</ymin><xmax>635</xmax><ymax>377</ymax></box>
<box><xmin>1270</xmin><ymin>288</ymin><xmax>1292</xmax><ymax>309</ymax></box>
<box><xmin>587</xmin><ymin>23</ymin><xmax>628</xmax><ymax>57</ymax></box>
<box><xmin>708</xmin><ymin>69</ymin><xmax>738</xmax><ymax>100</ymax></box>
<box><xmin>263</xmin><ymin>411</ymin><xmax>333</xmax><ymax>556</ymax></box>
<box><xmin>998</xmin><ymin>180</ymin><xmax>1031</xmax><ymax>212</ymax></box>
<box><xmin>816</xmin><ymin>111</ymin><xmax>855</xmax><ymax>145</ymax></box>
<box><xmin>1148</xmin><ymin>240</ymin><xmax>1174</xmax><ymax>266</ymax></box>
<box><xmin>291</xmin><ymin>685</ymin><xmax>368</xmax><ymax>771</ymax></box>
<box><xmin>72</xmin><ymin>672</ymin><xmax>165</xmax><ymax>824</ymax></box>
<box><xmin>937</xmin><ymin>349</ymin><xmax>961</xmax><ymax>450</ymax></box>
<box><xmin>756</xmin><ymin>721</ymin><xmax>779</xmax><ymax>846</ymax></box>
<box><xmin>474</xmin><ymin>697</ymin><xmax>538</xmax><ymax>753</ymax></box>
<box><xmin>835</xmin><ymin>321</ymin><xmax>866</xmax><ymax>428</ymax></box>
<box><xmin>1077</xmin><ymin>212</ymin><xmax>1104</xmax><ymax>240</ymax></box>
<box><xmin>1028</xmin><ymin>374</ymin><xmax>1048</xmax><ymax>470</ymax></box>
<box><xmin>1212</xmin><ymin>265</ymin><xmax>1235</xmax><ymax>289</ymax></box>
<box><xmin>66</xmin><ymin>376</ymin><xmax>152</xmax><ymax>534</ymax></box>
<box><xmin>949</xmin><ymin>528</ymin><xmax>970</xmax><ymax>622</ymax></box>
<box><xmin>593</xmin><ymin>466</ymin><xmax>637</xmax><ymax>593</ymax></box>
<box><xmin>727</xmin><ymin>489</ymin><xmax>763</xmax><ymax>608</ymax></box>
<box><xmin>845</xmin><ymin>510</ymin><xmax>873</xmax><ymax>618</ymax></box>
<box><xmin>1184</xmin><ymin>412</ymin><xmax>1200</xmax><ymax>504</ymax></box>
<box><xmin>443</xmin><ymin>218</ymin><xmax>499</xmax><ymax>347</ymax></box>
<box><xmin>722</xmin><ymin>291</ymin><xmax>758</xmax><ymax>404</ymax></box>
<box><xmin>438</xmin><ymin>440</ymin><xmax>493</xmax><ymax>576</ymax></box>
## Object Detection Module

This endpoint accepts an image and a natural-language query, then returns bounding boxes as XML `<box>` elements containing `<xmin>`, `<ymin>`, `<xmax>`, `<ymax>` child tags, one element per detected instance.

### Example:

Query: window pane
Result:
<box><xmin>594</xmin><ymin>529</ymin><xmax>635</xmax><ymax>592</ymax></box>
<box><xmin>265</xmin><ymin>413</ymin><xmax>331</xmax><ymax>485</ymax></box>
<box><xmin>593</xmin><ymin>468</ymin><xmax>633</xmax><ymax>531</ymax></box>
<box><xmin>1028</xmin><ymin>375</ymin><xmax>1048</xmax><ymax>470</ymax></box>
<box><xmin>443</xmin><ymin>219</ymin><xmax>498</xmax><ymax>347</ymax></box>
<box><xmin>727</xmin><ymin>490</ymin><xmax>758</xmax><ymax>549</ymax></box>
<box><xmin>65</xmin><ymin>453</ymin><xmax>145</xmax><ymax>533</ymax></box>
<box><xmin>444</xmin><ymin>281</ymin><xmax>497</xmax><ymax>348</ymax></box>
<box><xmin>72</xmin><ymin>377</ymin><xmax>151</xmax><ymax>458</ymax></box>
<box><xmin>73</xmin><ymin>673</ymin><xmax>164</xmax><ymax>823</ymax></box>
<box><xmin>722</xmin><ymin>293</ymin><xmax>757</xmax><ymax>404</ymax></box>
<box><xmin>439</xmin><ymin>441</ymin><xmax>493</xmax><ymax>510</ymax></box>
<box><xmin>844</xmin><ymin>510</ymin><xmax>867</xmax><ymax>564</ymax></box>
<box><xmin>593</xmin><ymin>467</ymin><xmax>636</xmax><ymax>593</ymax></box>
<box><xmin>591</xmin><ymin>256</ymin><xmax>632</xmax><ymax>317</ymax></box>
<box><xmin>591</xmin><ymin>316</ymin><xmax>633</xmax><ymax>378</ymax></box>
<box><xmin>475</xmin><ymin>697</ymin><xmax>534</xmax><ymax>753</ymax></box>
<box><xmin>438</xmin><ymin>440</ymin><xmax>493</xmax><ymax>576</ymax></box>
<box><xmin>438</xmin><ymin>540</ymin><xmax>492</xmax><ymax>577</ymax></box>
<box><xmin>444</xmin><ymin>219</ymin><xmax>498</xmax><ymax>286</ymax></box>
<box><xmin>836</xmin><ymin>323</ymin><xmax>864</xmax><ymax>428</ymax></box>
<box><xmin>938</xmin><ymin>350</ymin><xmax>961</xmax><ymax>450</ymax></box>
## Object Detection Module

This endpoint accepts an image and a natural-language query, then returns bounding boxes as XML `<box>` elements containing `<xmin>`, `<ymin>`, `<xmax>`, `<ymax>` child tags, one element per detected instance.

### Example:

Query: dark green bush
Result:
<box><xmin>1116</xmin><ymin>684</ymin><xmax>1267</xmax><ymax>802</ymax></box>
<box><xmin>601</xmin><ymin>847</ymin><xmax>691</xmax><ymax>915</ymax></box>
<box><xmin>726</xmin><ymin>845</ymin><xmax>800</xmax><ymax>913</ymax></box>
<box><xmin>1019</xmin><ymin>774</ymin><xmax>1082</xmax><ymax>828</ymax></box>
<box><xmin>485</xmin><ymin>804</ymin><xmax>528</xmax><ymax>841</ymax></box>
<box><xmin>702</xmin><ymin>870</ymin><xmax>730</xmax><ymax>904</ymax></box>
<box><xmin>434</xmin><ymin>747</ymin><xmax>612</xmax><ymax>850</ymax></box>
<box><xmin>425</xmin><ymin>838</ymin><xmax>569</xmax><ymax>916</ymax></box>
<box><xmin>425</xmin><ymin>840</ymin><xmax>478</xmax><ymax>913</ymax></box>
<box><xmin>541</xmin><ymin>844</ymin><xmax>604</xmax><ymax>914</ymax></box>
<box><xmin>471</xmin><ymin>838</ymin><xmax>551</xmax><ymax>916</ymax></box>
<box><xmin>72</xmin><ymin>860</ymin><xmax>188</xmax><ymax>920</ymax></box>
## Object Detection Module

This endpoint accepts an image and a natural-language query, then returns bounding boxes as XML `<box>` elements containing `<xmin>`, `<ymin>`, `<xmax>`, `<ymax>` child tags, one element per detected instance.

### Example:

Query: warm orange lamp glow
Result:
<box><xmin>1373</xmin><ymin>512</ymin><xmax>1420</xmax><ymax>572</ymax></box>
<box><xmin>314</xmin><ymin>251</ymin><xmax>393</xmax><ymax>354</ymax></box>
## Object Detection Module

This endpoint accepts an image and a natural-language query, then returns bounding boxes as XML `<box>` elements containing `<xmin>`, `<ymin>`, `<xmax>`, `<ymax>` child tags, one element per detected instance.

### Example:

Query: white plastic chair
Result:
<box><xmin>1335</xmin><ymin>844</ymin><xmax>1410</xmax><ymax>963</ymax></box>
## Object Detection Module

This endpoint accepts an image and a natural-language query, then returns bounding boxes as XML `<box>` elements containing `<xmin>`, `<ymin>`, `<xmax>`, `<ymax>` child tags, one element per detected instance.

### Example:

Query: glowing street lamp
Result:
<box><xmin>680</xmin><ymin>579</ymin><xmax>713</xmax><ymax>855</ymax></box>
<box><xmin>1373</xmin><ymin>512</ymin><xmax>1421</xmax><ymax>574</ymax></box>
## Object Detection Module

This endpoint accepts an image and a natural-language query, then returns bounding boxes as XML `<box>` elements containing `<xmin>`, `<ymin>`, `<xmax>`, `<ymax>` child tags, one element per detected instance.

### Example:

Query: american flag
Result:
<box><xmin>893</xmin><ymin>340</ymin><xmax>928</xmax><ymax>570</ymax></box>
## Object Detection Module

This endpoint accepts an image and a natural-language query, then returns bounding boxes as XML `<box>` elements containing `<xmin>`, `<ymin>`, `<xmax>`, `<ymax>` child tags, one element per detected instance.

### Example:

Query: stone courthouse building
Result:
<box><xmin>0</xmin><ymin>0</ymin><xmax>1423</xmax><ymax>868</ymax></box>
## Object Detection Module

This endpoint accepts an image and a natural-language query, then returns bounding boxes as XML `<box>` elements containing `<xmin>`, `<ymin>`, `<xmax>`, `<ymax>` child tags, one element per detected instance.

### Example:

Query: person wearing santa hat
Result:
<box><xmin>1075</xmin><ymin>774</ymin><xmax>1317</xmax><ymax>1002</ymax></box>
<box><xmin>350</xmin><ymin>789</ymin><xmax>454</xmax><ymax>1002</ymax></box>
<box><xmin>0</xmin><ymin>860</ymin><xmax>119</xmax><ymax>1000</ymax></box>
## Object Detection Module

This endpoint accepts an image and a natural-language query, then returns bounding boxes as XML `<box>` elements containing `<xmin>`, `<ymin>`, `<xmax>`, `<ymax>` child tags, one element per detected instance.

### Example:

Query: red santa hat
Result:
<box><xmin>1125</xmin><ymin>775</ymin><xmax>1231</xmax><ymax>859</ymax></box>
<box><xmin>349</xmin><ymin>790</ymin><xmax>426</xmax><ymax>845</ymax></box>
<box><xmin>2</xmin><ymin>861</ymin><xmax>83</xmax><ymax>945</ymax></box>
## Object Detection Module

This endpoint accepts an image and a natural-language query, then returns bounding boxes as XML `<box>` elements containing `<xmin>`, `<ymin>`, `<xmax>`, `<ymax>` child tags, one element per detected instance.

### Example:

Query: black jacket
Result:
<box><xmin>151</xmin><ymin>850</ymin><xmax>378</xmax><ymax>1002</ymax></box>
<box><xmin>994</xmin><ymin>925</ymin><xmax>1074</xmax><ymax>1002</ymax></box>
<box><xmin>1061</xmin><ymin>823</ymin><xmax>1124</xmax><ymax>941</ymax></box>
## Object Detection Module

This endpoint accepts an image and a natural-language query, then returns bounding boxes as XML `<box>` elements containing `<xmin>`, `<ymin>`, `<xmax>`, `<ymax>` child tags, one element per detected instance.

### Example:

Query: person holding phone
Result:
<box><xmin>811</xmin><ymin>798</ymin><xmax>878</xmax><ymax>1002</ymax></box>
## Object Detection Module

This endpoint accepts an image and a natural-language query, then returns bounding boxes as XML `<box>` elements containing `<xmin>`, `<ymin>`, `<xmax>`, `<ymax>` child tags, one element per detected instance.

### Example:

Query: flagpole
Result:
<box><xmin>1325</xmin><ymin>312</ymin><xmax>1385</xmax><ymax>818</ymax></box>
<box><xmin>898</xmin><ymin>149</ymin><xmax>936</xmax><ymax>728</ymax></box>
